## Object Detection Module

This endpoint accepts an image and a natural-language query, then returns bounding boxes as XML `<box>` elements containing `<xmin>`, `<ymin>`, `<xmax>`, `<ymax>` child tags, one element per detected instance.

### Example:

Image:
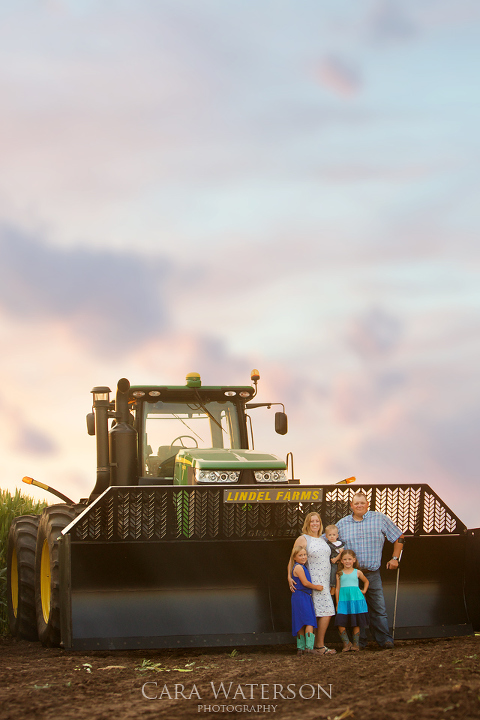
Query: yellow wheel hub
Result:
<box><xmin>11</xmin><ymin>547</ymin><xmax>18</xmax><ymax>618</ymax></box>
<box><xmin>40</xmin><ymin>539</ymin><xmax>51</xmax><ymax>624</ymax></box>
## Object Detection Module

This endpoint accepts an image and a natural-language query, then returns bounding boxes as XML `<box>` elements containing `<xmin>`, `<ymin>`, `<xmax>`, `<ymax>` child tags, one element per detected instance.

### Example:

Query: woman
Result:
<box><xmin>287</xmin><ymin>512</ymin><xmax>336</xmax><ymax>655</ymax></box>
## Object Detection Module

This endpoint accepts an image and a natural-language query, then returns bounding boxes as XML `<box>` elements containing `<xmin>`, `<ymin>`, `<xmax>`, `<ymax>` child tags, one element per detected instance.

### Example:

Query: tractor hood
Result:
<box><xmin>176</xmin><ymin>448</ymin><xmax>286</xmax><ymax>470</ymax></box>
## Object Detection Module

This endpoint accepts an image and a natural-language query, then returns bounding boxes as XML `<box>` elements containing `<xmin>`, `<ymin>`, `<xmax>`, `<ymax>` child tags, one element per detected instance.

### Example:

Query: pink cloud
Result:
<box><xmin>316</xmin><ymin>55</ymin><xmax>362</xmax><ymax>97</ymax></box>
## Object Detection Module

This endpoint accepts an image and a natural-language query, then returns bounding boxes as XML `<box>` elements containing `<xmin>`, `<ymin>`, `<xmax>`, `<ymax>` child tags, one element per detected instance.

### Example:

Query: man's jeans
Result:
<box><xmin>361</xmin><ymin>569</ymin><xmax>394</xmax><ymax>647</ymax></box>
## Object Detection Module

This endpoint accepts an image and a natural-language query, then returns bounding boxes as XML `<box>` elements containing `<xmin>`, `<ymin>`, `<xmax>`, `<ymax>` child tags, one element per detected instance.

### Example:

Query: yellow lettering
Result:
<box><xmin>277</xmin><ymin>491</ymin><xmax>284</xmax><ymax>500</ymax></box>
<box><xmin>293</xmin><ymin>492</ymin><xmax>300</xmax><ymax>501</ymax></box>
<box><xmin>226</xmin><ymin>492</ymin><xmax>234</xmax><ymax>501</ymax></box>
<box><xmin>300</xmin><ymin>491</ymin><xmax>311</xmax><ymax>501</ymax></box>
<box><xmin>265</xmin><ymin>492</ymin><xmax>271</xmax><ymax>501</ymax></box>
<box><xmin>239</xmin><ymin>492</ymin><xmax>248</xmax><ymax>502</ymax></box>
<box><xmin>312</xmin><ymin>490</ymin><xmax>319</xmax><ymax>500</ymax></box>
<box><xmin>257</xmin><ymin>492</ymin><xmax>265</xmax><ymax>501</ymax></box>
<box><xmin>248</xmin><ymin>492</ymin><xmax>257</xmax><ymax>501</ymax></box>
<box><xmin>284</xmin><ymin>492</ymin><xmax>291</xmax><ymax>501</ymax></box>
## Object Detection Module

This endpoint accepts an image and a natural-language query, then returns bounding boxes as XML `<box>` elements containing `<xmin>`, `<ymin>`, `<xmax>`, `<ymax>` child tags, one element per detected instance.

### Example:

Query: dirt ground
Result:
<box><xmin>1</xmin><ymin>635</ymin><xmax>480</xmax><ymax>720</ymax></box>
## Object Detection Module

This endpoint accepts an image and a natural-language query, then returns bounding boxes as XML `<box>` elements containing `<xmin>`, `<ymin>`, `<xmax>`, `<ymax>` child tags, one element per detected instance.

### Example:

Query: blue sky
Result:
<box><xmin>0</xmin><ymin>0</ymin><xmax>479</xmax><ymax>527</ymax></box>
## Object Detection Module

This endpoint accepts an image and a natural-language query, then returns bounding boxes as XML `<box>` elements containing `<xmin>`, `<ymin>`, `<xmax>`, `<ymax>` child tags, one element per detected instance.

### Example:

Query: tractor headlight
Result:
<box><xmin>254</xmin><ymin>470</ymin><xmax>287</xmax><ymax>483</ymax></box>
<box><xmin>195</xmin><ymin>470</ymin><xmax>240</xmax><ymax>483</ymax></box>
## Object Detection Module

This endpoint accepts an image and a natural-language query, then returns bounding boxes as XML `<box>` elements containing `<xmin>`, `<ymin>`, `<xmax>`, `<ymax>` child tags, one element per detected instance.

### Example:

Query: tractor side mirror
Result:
<box><xmin>275</xmin><ymin>411</ymin><xmax>288</xmax><ymax>435</ymax></box>
<box><xmin>86</xmin><ymin>412</ymin><xmax>95</xmax><ymax>436</ymax></box>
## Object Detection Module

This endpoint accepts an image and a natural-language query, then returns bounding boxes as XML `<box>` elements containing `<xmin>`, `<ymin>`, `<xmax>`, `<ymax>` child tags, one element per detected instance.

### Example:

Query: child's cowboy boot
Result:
<box><xmin>339</xmin><ymin>629</ymin><xmax>352</xmax><ymax>652</ymax></box>
<box><xmin>305</xmin><ymin>632</ymin><xmax>315</xmax><ymax>654</ymax></box>
<box><xmin>296</xmin><ymin>634</ymin><xmax>306</xmax><ymax>656</ymax></box>
<box><xmin>351</xmin><ymin>631</ymin><xmax>360</xmax><ymax>651</ymax></box>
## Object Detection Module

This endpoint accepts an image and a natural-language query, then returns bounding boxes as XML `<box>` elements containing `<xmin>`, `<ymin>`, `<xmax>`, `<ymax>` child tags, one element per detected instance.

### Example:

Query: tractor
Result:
<box><xmin>6</xmin><ymin>371</ymin><xmax>480</xmax><ymax>649</ymax></box>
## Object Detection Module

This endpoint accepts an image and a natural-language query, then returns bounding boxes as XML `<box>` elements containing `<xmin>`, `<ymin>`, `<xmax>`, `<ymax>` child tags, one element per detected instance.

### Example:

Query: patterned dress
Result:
<box><xmin>303</xmin><ymin>535</ymin><xmax>335</xmax><ymax>618</ymax></box>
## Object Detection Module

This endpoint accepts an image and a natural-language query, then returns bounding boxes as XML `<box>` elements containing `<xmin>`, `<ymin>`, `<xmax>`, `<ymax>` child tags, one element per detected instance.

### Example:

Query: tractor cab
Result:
<box><xmin>140</xmin><ymin>392</ymin><xmax>246</xmax><ymax>481</ymax></box>
<box><xmin>133</xmin><ymin>372</ymin><xmax>289</xmax><ymax>485</ymax></box>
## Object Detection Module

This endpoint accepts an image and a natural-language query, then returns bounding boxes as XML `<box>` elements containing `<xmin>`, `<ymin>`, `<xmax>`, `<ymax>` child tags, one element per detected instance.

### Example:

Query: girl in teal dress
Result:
<box><xmin>335</xmin><ymin>549</ymin><xmax>369</xmax><ymax>652</ymax></box>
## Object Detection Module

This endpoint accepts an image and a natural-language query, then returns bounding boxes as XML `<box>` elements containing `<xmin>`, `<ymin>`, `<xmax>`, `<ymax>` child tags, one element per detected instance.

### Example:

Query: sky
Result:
<box><xmin>0</xmin><ymin>0</ymin><xmax>479</xmax><ymax>527</ymax></box>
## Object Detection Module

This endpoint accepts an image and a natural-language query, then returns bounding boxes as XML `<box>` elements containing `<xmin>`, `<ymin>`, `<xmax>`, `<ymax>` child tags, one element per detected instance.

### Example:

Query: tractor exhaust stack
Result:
<box><xmin>109</xmin><ymin>378</ymin><xmax>138</xmax><ymax>487</ymax></box>
<box><xmin>88</xmin><ymin>386</ymin><xmax>111</xmax><ymax>501</ymax></box>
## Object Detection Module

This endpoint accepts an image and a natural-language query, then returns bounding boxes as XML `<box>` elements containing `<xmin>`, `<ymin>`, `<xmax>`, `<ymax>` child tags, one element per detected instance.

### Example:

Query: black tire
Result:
<box><xmin>34</xmin><ymin>504</ymin><xmax>82</xmax><ymax>647</ymax></box>
<box><xmin>7</xmin><ymin>515</ymin><xmax>40</xmax><ymax>640</ymax></box>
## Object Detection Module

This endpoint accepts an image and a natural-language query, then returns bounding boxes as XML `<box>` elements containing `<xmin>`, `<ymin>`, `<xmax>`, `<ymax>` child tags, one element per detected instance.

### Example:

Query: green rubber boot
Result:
<box><xmin>305</xmin><ymin>632</ymin><xmax>315</xmax><ymax>653</ymax></box>
<box><xmin>296</xmin><ymin>634</ymin><xmax>306</xmax><ymax>656</ymax></box>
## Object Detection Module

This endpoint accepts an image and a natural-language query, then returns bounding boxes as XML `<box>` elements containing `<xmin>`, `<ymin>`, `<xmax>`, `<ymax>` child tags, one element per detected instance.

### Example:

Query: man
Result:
<box><xmin>335</xmin><ymin>492</ymin><xmax>404</xmax><ymax>650</ymax></box>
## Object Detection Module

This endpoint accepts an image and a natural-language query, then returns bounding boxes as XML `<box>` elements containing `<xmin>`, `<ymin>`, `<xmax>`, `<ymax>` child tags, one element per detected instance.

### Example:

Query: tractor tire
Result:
<box><xmin>7</xmin><ymin>515</ymin><xmax>41</xmax><ymax>640</ymax></box>
<box><xmin>34</xmin><ymin>504</ymin><xmax>82</xmax><ymax>647</ymax></box>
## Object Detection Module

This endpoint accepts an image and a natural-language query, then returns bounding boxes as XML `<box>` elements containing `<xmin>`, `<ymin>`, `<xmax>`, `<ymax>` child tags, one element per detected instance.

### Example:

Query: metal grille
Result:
<box><xmin>68</xmin><ymin>484</ymin><xmax>465</xmax><ymax>542</ymax></box>
<box><xmin>324</xmin><ymin>485</ymin><xmax>465</xmax><ymax>536</ymax></box>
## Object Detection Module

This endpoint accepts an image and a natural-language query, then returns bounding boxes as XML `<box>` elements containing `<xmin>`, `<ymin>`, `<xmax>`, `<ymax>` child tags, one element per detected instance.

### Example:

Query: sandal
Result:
<box><xmin>313</xmin><ymin>646</ymin><xmax>337</xmax><ymax>655</ymax></box>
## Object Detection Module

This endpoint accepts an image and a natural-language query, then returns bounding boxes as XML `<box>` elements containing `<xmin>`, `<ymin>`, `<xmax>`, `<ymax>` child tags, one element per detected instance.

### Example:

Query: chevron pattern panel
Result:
<box><xmin>324</xmin><ymin>485</ymin><xmax>463</xmax><ymax>536</ymax></box>
<box><xmin>66</xmin><ymin>484</ymin><xmax>465</xmax><ymax>542</ymax></box>
<box><xmin>423</xmin><ymin>492</ymin><xmax>459</xmax><ymax>534</ymax></box>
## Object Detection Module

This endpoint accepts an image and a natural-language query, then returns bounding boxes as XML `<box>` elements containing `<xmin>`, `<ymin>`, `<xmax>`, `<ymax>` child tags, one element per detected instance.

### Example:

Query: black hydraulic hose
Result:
<box><xmin>22</xmin><ymin>476</ymin><xmax>74</xmax><ymax>504</ymax></box>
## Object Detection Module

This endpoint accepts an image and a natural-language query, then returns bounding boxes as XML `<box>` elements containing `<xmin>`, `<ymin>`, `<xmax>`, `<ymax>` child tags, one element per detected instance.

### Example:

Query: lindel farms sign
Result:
<box><xmin>223</xmin><ymin>487</ymin><xmax>323</xmax><ymax>503</ymax></box>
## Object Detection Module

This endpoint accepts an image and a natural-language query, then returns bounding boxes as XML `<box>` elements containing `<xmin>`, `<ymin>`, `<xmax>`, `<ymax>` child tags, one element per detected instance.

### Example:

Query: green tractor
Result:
<box><xmin>7</xmin><ymin>371</ymin><xmax>480</xmax><ymax>649</ymax></box>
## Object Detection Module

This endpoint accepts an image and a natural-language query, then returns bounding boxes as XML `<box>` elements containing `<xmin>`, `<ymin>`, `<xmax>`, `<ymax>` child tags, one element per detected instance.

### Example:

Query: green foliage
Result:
<box><xmin>136</xmin><ymin>659</ymin><xmax>196</xmax><ymax>672</ymax></box>
<box><xmin>407</xmin><ymin>693</ymin><xmax>427</xmax><ymax>703</ymax></box>
<box><xmin>0</xmin><ymin>488</ymin><xmax>46</xmax><ymax>636</ymax></box>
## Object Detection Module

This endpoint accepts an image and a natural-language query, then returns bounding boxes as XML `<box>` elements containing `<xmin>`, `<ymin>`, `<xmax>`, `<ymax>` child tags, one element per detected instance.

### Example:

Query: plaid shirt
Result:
<box><xmin>335</xmin><ymin>511</ymin><xmax>402</xmax><ymax>571</ymax></box>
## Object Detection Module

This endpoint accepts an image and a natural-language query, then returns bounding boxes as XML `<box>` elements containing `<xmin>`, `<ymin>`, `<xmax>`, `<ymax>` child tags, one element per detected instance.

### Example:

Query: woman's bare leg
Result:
<box><xmin>314</xmin><ymin>616</ymin><xmax>332</xmax><ymax>648</ymax></box>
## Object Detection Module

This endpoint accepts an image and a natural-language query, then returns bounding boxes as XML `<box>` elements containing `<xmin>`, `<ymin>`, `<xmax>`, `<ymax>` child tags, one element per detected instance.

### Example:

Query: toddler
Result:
<box><xmin>325</xmin><ymin>524</ymin><xmax>345</xmax><ymax>594</ymax></box>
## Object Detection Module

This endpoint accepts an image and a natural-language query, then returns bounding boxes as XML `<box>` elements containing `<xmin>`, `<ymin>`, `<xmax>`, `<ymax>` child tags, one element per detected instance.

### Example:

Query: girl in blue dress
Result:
<box><xmin>335</xmin><ymin>549</ymin><xmax>369</xmax><ymax>652</ymax></box>
<box><xmin>290</xmin><ymin>545</ymin><xmax>324</xmax><ymax>655</ymax></box>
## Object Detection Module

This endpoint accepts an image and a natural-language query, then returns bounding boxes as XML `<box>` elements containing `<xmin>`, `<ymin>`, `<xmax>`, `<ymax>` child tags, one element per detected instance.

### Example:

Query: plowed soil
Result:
<box><xmin>1</xmin><ymin>635</ymin><xmax>480</xmax><ymax>720</ymax></box>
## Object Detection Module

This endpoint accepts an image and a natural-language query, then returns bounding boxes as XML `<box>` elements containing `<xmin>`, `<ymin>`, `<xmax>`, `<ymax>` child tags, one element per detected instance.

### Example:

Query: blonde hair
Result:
<box><xmin>325</xmin><ymin>524</ymin><xmax>338</xmax><ymax>534</ymax></box>
<box><xmin>337</xmin><ymin>548</ymin><xmax>359</xmax><ymax>577</ymax></box>
<box><xmin>290</xmin><ymin>544</ymin><xmax>307</xmax><ymax>565</ymax></box>
<box><xmin>301</xmin><ymin>512</ymin><xmax>323</xmax><ymax>537</ymax></box>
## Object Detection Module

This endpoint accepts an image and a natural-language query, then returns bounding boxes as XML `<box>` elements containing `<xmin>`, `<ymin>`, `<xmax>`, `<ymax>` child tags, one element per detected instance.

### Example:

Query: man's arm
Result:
<box><xmin>386</xmin><ymin>534</ymin><xmax>404</xmax><ymax>570</ymax></box>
